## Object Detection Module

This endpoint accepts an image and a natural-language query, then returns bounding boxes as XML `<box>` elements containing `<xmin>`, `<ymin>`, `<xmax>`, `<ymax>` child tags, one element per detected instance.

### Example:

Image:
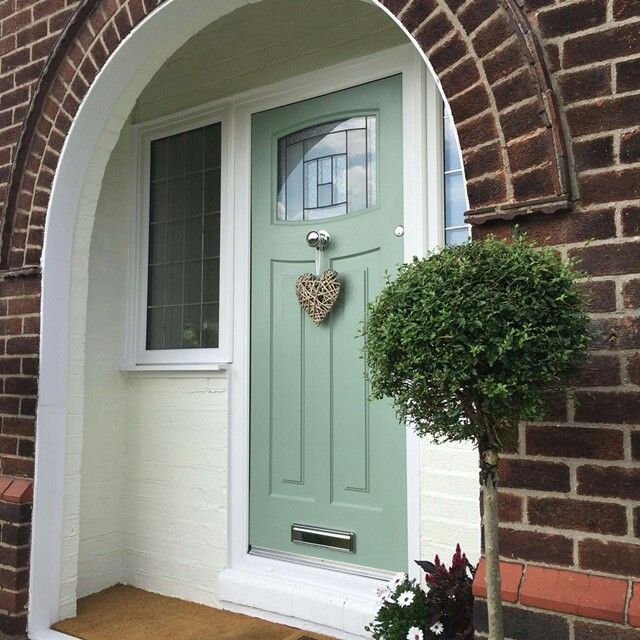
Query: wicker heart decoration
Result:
<box><xmin>296</xmin><ymin>270</ymin><xmax>341</xmax><ymax>326</ymax></box>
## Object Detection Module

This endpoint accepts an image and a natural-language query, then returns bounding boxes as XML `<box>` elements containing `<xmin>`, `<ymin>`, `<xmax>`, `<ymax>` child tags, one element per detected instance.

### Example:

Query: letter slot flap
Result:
<box><xmin>291</xmin><ymin>524</ymin><xmax>356</xmax><ymax>553</ymax></box>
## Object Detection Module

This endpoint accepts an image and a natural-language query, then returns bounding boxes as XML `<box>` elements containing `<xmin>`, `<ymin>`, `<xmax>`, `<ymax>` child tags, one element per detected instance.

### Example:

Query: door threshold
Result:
<box><xmin>250</xmin><ymin>547</ymin><xmax>394</xmax><ymax>581</ymax></box>
<box><xmin>219</xmin><ymin>554</ymin><xmax>390</xmax><ymax>639</ymax></box>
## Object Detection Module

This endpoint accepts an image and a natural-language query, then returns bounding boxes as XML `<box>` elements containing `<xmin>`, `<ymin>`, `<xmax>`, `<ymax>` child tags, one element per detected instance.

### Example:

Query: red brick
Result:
<box><xmin>520</xmin><ymin>565</ymin><xmax>627</xmax><ymax>623</ymax></box>
<box><xmin>527</xmin><ymin>424</ymin><xmax>624</xmax><ymax>459</ymax></box>
<box><xmin>577</xmin><ymin>281</ymin><xmax>616</xmax><ymax>313</ymax></box>
<box><xmin>618</xmin><ymin>58</ymin><xmax>640</xmax><ymax>94</ymax></box>
<box><xmin>500</xmin><ymin>100</ymin><xmax>545</xmax><ymax>141</ymax></box>
<box><xmin>440</xmin><ymin>57</ymin><xmax>480</xmax><ymax>98</ymax></box>
<box><xmin>528</xmin><ymin>497</ymin><xmax>627</xmax><ymax>535</ymax></box>
<box><xmin>564</xmin><ymin>23</ymin><xmax>640</xmax><ymax>68</ymax></box>
<box><xmin>538</xmin><ymin>0</ymin><xmax>607</xmax><ymax>38</ymax></box>
<box><xmin>449</xmin><ymin>83</ymin><xmax>490</xmax><ymax>124</ymax></box>
<box><xmin>569</xmin><ymin>242</ymin><xmax>640</xmax><ymax>276</ymax></box>
<box><xmin>621</xmin><ymin>128</ymin><xmax>640</xmax><ymax>164</ymax></box>
<box><xmin>559</xmin><ymin>66</ymin><xmax>612</xmax><ymax>104</ymax></box>
<box><xmin>591</xmin><ymin>317</ymin><xmax>640</xmax><ymax>350</ymax></box>
<box><xmin>632</xmin><ymin>429</ymin><xmax>640</xmax><ymax>460</ymax></box>
<box><xmin>578</xmin><ymin>465</ymin><xmax>640</xmax><ymax>500</ymax></box>
<box><xmin>575</xmin><ymin>391</ymin><xmax>640</xmax><ymax>424</ymax></box>
<box><xmin>498</xmin><ymin>492</ymin><xmax>523</xmax><ymax>523</ymax></box>
<box><xmin>614</xmin><ymin>0</ymin><xmax>640</xmax><ymax>19</ymax></box>
<box><xmin>402</xmin><ymin>0</ymin><xmax>438</xmax><ymax>33</ymax></box>
<box><xmin>467</xmin><ymin>175</ymin><xmax>507</xmax><ymax>208</ymax></box>
<box><xmin>506</xmin><ymin>130</ymin><xmax>550</xmax><ymax>172</ymax></box>
<box><xmin>499</xmin><ymin>528</ymin><xmax>573</xmax><ymax>566</ymax></box>
<box><xmin>463</xmin><ymin>142</ymin><xmax>503</xmax><ymax>180</ymax></box>
<box><xmin>513</xmin><ymin>166</ymin><xmax>556</xmax><ymax>200</ymax></box>
<box><xmin>629</xmin><ymin>583</ymin><xmax>640</xmax><ymax>627</ymax></box>
<box><xmin>429</xmin><ymin>34</ymin><xmax>467</xmax><ymax>73</ymax></box>
<box><xmin>472</xmin><ymin>559</ymin><xmax>523</xmax><ymax>603</ymax></box>
<box><xmin>579</xmin><ymin>539</ymin><xmax>640</xmax><ymax>577</ymax></box>
<box><xmin>574</xmin><ymin>136</ymin><xmax>614</xmax><ymax>171</ymax></box>
<box><xmin>574</xmin><ymin>354</ymin><xmax>621</xmax><ymax>386</ymax></box>
<box><xmin>472</xmin><ymin>14</ymin><xmax>513</xmax><ymax>59</ymax></box>
<box><xmin>624</xmin><ymin>280</ymin><xmax>640</xmax><ymax>309</ymax></box>
<box><xmin>568</xmin><ymin>96</ymin><xmax>640</xmax><ymax>137</ymax></box>
<box><xmin>457</xmin><ymin>112</ymin><xmax>499</xmax><ymax>150</ymax></box>
<box><xmin>499</xmin><ymin>458</ymin><xmax>570</xmax><ymax>492</ymax></box>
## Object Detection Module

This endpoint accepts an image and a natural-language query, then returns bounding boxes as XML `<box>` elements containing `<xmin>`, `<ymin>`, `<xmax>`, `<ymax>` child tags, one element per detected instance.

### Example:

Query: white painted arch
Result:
<box><xmin>30</xmin><ymin>1</ymin><xmax>479</xmax><ymax>638</ymax></box>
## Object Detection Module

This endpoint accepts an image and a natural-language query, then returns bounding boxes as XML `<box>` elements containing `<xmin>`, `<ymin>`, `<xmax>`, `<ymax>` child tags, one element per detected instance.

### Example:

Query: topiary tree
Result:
<box><xmin>363</xmin><ymin>234</ymin><xmax>590</xmax><ymax>640</ymax></box>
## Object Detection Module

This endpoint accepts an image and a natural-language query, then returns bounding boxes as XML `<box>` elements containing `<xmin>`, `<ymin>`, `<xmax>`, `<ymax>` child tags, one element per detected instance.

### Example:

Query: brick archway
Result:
<box><xmin>0</xmin><ymin>0</ymin><xmax>570</xmax><ymax>273</ymax></box>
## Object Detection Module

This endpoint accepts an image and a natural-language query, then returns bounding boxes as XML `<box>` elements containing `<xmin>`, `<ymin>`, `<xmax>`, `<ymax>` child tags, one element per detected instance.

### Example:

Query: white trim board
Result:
<box><xmin>30</xmin><ymin>2</ymin><xmax>479</xmax><ymax>639</ymax></box>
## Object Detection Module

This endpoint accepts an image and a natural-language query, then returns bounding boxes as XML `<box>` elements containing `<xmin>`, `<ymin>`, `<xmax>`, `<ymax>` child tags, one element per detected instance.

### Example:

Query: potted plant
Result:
<box><xmin>363</xmin><ymin>235</ymin><xmax>590</xmax><ymax>640</ymax></box>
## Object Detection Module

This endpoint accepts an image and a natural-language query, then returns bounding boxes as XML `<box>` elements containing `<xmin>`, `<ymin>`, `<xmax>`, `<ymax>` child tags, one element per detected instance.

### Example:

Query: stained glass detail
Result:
<box><xmin>277</xmin><ymin>117</ymin><xmax>377</xmax><ymax>221</ymax></box>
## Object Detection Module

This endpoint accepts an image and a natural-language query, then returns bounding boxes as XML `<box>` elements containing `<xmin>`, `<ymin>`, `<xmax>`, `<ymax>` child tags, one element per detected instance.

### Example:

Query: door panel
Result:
<box><xmin>250</xmin><ymin>75</ymin><xmax>407</xmax><ymax>573</ymax></box>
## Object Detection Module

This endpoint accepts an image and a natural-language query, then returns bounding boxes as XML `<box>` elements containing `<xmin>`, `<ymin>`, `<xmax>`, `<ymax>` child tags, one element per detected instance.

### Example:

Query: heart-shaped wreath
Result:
<box><xmin>296</xmin><ymin>270</ymin><xmax>341</xmax><ymax>326</ymax></box>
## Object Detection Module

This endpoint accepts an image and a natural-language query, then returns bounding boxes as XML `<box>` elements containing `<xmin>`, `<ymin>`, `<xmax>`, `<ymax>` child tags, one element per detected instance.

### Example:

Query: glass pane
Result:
<box><xmin>184</xmin><ymin>260</ymin><xmax>203</xmax><ymax>304</ymax></box>
<box><xmin>150</xmin><ymin>182</ymin><xmax>168</xmax><ymax>223</ymax></box>
<box><xmin>204</xmin><ymin>124</ymin><xmax>221</xmax><ymax>169</ymax></box>
<box><xmin>445</xmin><ymin>172</ymin><xmax>467</xmax><ymax>229</ymax></box>
<box><xmin>147</xmin><ymin>266</ymin><xmax>165</xmax><ymax>307</ymax></box>
<box><xmin>347</xmin><ymin>128</ymin><xmax>367</xmax><ymax>213</ymax></box>
<box><xmin>182</xmin><ymin>305</ymin><xmax>202</xmax><ymax>348</ymax></box>
<box><xmin>202</xmin><ymin>303</ymin><xmax>220</xmax><ymax>348</ymax></box>
<box><xmin>444</xmin><ymin>115</ymin><xmax>462</xmax><ymax>173</ymax></box>
<box><xmin>165</xmin><ymin>263</ymin><xmax>184</xmax><ymax>306</ymax></box>
<box><xmin>150</xmin><ymin>139</ymin><xmax>167</xmax><ymax>181</ymax></box>
<box><xmin>186</xmin><ymin>173</ymin><xmax>203</xmax><ymax>217</ymax></box>
<box><xmin>203</xmin><ymin>258</ymin><xmax>220</xmax><ymax>303</ymax></box>
<box><xmin>366</xmin><ymin>116</ymin><xmax>377</xmax><ymax>208</ymax></box>
<box><xmin>167</xmin><ymin>134</ymin><xmax>186</xmax><ymax>178</ymax></box>
<box><xmin>277</xmin><ymin>117</ymin><xmax>376</xmax><ymax>221</ymax></box>
<box><xmin>185</xmin><ymin>217</ymin><xmax>203</xmax><ymax>261</ymax></box>
<box><xmin>204</xmin><ymin>214</ymin><xmax>220</xmax><ymax>259</ymax></box>
<box><xmin>166</xmin><ymin>221</ymin><xmax>184</xmax><ymax>263</ymax></box>
<box><xmin>186</xmin><ymin>128</ymin><xmax>203</xmax><ymax>174</ymax></box>
<box><xmin>304</xmin><ymin>161</ymin><xmax>318</xmax><ymax>209</ymax></box>
<box><xmin>149</xmin><ymin>223</ymin><xmax>167</xmax><ymax>265</ymax></box>
<box><xmin>147</xmin><ymin>308</ymin><xmax>165</xmax><ymax>350</ymax></box>
<box><xmin>146</xmin><ymin>123</ymin><xmax>222</xmax><ymax>351</ymax></box>
<box><xmin>204</xmin><ymin>169</ymin><xmax>221</xmax><ymax>213</ymax></box>
<box><xmin>168</xmin><ymin>177</ymin><xmax>186</xmax><ymax>220</ymax></box>
<box><xmin>164</xmin><ymin>306</ymin><xmax>183</xmax><ymax>349</ymax></box>
<box><xmin>446</xmin><ymin>227</ymin><xmax>470</xmax><ymax>246</ymax></box>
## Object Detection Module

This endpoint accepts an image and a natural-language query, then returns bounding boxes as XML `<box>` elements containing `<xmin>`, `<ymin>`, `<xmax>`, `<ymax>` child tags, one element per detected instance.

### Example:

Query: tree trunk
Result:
<box><xmin>482</xmin><ymin>451</ymin><xmax>505</xmax><ymax>640</ymax></box>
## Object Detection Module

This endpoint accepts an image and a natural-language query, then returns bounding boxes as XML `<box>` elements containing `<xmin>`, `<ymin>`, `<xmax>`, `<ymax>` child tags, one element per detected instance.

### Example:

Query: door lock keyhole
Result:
<box><xmin>306</xmin><ymin>230</ymin><xmax>331</xmax><ymax>251</ymax></box>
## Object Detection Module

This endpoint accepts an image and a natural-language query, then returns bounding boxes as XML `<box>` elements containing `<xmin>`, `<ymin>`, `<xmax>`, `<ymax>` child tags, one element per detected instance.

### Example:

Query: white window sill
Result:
<box><xmin>117</xmin><ymin>362</ymin><xmax>229</xmax><ymax>375</ymax></box>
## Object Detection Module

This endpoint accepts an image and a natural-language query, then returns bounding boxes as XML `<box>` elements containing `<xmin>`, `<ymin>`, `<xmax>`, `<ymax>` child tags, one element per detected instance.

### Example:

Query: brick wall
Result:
<box><xmin>0</xmin><ymin>0</ymin><xmax>636</xmax><ymax>636</ymax></box>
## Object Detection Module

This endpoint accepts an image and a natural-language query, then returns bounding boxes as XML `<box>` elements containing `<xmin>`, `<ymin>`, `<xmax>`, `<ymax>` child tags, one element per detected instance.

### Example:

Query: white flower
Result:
<box><xmin>389</xmin><ymin>572</ymin><xmax>407</xmax><ymax>590</ymax></box>
<box><xmin>376</xmin><ymin>585</ymin><xmax>394</xmax><ymax>604</ymax></box>
<box><xmin>406</xmin><ymin>626</ymin><xmax>424</xmax><ymax>640</ymax></box>
<box><xmin>430</xmin><ymin>621</ymin><xmax>444</xmax><ymax>636</ymax></box>
<box><xmin>397</xmin><ymin>590</ymin><xmax>415</xmax><ymax>607</ymax></box>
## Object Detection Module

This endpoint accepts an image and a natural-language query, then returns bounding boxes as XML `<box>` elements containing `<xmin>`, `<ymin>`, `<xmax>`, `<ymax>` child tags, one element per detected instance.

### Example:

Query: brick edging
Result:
<box><xmin>473</xmin><ymin>559</ymin><xmax>640</xmax><ymax>627</ymax></box>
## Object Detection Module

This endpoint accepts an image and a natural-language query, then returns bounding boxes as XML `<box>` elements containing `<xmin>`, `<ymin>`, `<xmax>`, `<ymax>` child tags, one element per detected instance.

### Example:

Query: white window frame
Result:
<box><xmin>124</xmin><ymin>107</ymin><xmax>234</xmax><ymax>369</ymax></box>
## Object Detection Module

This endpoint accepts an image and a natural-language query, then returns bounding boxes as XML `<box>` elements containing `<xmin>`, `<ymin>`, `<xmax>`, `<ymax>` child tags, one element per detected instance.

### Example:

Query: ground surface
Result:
<box><xmin>53</xmin><ymin>585</ymin><xmax>334</xmax><ymax>640</ymax></box>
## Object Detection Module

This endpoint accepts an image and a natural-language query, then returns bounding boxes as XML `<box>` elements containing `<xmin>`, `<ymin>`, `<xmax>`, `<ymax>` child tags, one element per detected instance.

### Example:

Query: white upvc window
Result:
<box><xmin>125</xmin><ymin>108</ymin><xmax>233</xmax><ymax>369</ymax></box>
<box><xmin>443</xmin><ymin>106</ymin><xmax>470</xmax><ymax>246</ymax></box>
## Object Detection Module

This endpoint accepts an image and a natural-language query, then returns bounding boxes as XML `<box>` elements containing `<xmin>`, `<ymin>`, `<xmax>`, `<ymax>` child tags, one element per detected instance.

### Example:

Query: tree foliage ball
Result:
<box><xmin>364</xmin><ymin>235</ymin><xmax>590</xmax><ymax>449</ymax></box>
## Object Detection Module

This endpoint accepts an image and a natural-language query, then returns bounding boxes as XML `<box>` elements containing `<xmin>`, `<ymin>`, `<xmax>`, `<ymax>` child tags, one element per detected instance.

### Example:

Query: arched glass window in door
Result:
<box><xmin>277</xmin><ymin>117</ymin><xmax>377</xmax><ymax>221</ymax></box>
<box><xmin>443</xmin><ymin>107</ymin><xmax>470</xmax><ymax>246</ymax></box>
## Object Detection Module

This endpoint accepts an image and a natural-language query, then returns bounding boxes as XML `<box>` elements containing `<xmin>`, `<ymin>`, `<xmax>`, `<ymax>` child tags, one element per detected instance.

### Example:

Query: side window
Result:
<box><xmin>129</xmin><ymin>117</ymin><xmax>229</xmax><ymax>368</ymax></box>
<box><xmin>443</xmin><ymin>108</ymin><xmax>470</xmax><ymax>246</ymax></box>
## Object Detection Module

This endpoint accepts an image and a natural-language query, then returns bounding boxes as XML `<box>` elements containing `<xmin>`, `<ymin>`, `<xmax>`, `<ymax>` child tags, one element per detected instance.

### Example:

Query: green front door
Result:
<box><xmin>250</xmin><ymin>75</ymin><xmax>407</xmax><ymax>573</ymax></box>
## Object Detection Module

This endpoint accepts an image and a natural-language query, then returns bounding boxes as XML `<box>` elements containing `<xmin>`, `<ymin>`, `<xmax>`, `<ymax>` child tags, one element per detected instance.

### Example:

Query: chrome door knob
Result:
<box><xmin>306</xmin><ymin>230</ymin><xmax>331</xmax><ymax>251</ymax></box>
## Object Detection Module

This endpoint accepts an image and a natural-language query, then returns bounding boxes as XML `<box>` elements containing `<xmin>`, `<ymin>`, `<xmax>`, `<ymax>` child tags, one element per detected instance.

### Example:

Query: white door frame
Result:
<box><xmin>27</xmin><ymin>1</ymin><xmax>473</xmax><ymax>638</ymax></box>
<box><xmin>218</xmin><ymin>46</ymin><xmax>443</xmax><ymax>638</ymax></box>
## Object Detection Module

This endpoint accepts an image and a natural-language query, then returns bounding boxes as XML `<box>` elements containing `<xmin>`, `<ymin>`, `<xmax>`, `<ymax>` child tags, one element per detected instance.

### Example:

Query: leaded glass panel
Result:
<box><xmin>147</xmin><ymin>123</ymin><xmax>222</xmax><ymax>350</ymax></box>
<box><xmin>277</xmin><ymin>117</ymin><xmax>377</xmax><ymax>221</ymax></box>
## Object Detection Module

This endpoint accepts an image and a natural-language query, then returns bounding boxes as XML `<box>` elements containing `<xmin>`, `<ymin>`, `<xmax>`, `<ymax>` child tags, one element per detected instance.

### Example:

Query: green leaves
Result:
<box><xmin>363</xmin><ymin>234</ymin><xmax>590</xmax><ymax>451</ymax></box>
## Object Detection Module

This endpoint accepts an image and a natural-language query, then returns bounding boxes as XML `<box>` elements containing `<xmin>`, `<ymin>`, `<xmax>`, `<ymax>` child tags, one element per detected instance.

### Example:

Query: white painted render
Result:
<box><xmin>32</xmin><ymin>1</ymin><xmax>480</xmax><ymax>638</ymax></box>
